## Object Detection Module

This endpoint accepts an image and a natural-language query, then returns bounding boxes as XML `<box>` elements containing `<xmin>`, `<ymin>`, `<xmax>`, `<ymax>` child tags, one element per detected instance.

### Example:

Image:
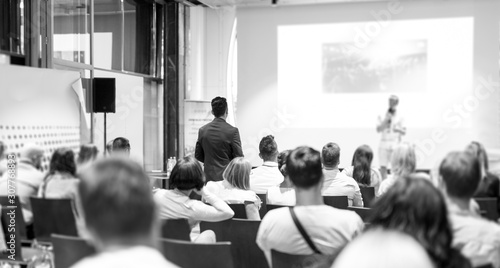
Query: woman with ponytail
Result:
<box><xmin>342</xmin><ymin>145</ymin><xmax>382</xmax><ymax>194</ymax></box>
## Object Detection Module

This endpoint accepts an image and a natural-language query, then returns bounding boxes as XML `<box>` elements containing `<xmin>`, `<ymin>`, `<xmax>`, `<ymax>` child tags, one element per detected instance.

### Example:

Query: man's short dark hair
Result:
<box><xmin>79</xmin><ymin>158</ymin><xmax>155</xmax><ymax>242</ymax></box>
<box><xmin>169</xmin><ymin>156</ymin><xmax>205</xmax><ymax>191</ymax></box>
<box><xmin>211</xmin><ymin>97</ymin><xmax>228</xmax><ymax>118</ymax></box>
<box><xmin>259</xmin><ymin>135</ymin><xmax>278</xmax><ymax>161</ymax></box>
<box><xmin>113</xmin><ymin>137</ymin><xmax>130</xmax><ymax>151</ymax></box>
<box><xmin>439</xmin><ymin>151</ymin><xmax>481</xmax><ymax>199</ymax></box>
<box><xmin>286</xmin><ymin>146</ymin><xmax>323</xmax><ymax>189</ymax></box>
<box><xmin>321</xmin><ymin>142</ymin><xmax>340</xmax><ymax>167</ymax></box>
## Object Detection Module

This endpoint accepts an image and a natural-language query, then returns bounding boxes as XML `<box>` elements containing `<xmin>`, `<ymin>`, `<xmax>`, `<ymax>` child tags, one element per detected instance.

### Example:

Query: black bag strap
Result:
<box><xmin>289</xmin><ymin>207</ymin><xmax>323</xmax><ymax>255</ymax></box>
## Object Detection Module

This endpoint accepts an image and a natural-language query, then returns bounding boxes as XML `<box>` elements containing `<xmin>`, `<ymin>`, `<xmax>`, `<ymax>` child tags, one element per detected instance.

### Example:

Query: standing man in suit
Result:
<box><xmin>195</xmin><ymin>97</ymin><xmax>244</xmax><ymax>182</ymax></box>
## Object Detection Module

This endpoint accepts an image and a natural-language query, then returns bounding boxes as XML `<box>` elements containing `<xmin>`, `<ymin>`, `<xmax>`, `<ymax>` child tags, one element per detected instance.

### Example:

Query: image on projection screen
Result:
<box><xmin>322</xmin><ymin>40</ymin><xmax>427</xmax><ymax>93</ymax></box>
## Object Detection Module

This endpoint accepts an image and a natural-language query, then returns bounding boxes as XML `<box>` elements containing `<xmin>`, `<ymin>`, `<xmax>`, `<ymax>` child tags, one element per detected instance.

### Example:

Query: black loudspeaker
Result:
<box><xmin>93</xmin><ymin>78</ymin><xmax>116</xmax><ymax>113</ymax></box>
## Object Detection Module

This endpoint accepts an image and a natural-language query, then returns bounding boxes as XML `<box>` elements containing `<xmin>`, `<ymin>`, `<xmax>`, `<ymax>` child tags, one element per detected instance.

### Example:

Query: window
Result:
<box><xmin>0</xmin><ymin>0</ymin><xmax>25</xmax><ymax>55</ymax></box>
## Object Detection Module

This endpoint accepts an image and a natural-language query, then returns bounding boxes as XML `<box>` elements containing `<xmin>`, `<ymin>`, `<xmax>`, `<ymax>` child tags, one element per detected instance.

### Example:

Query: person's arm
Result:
<box><xmin>231</xmin><ymin>128</ymin><xmax>244</xmax><ymax>158</ymax></box>
<box><xmin>245</xmin><ymin>201</ymin><xmax>261</xmax><ymax>220</ymax></box>
<box><xmin>352</xmin><ymin>182</ymin><xmax>364</xmax><ymax>207</ymax></box>
<box><xmin>190</xmin><ymin>188</ymin><xmax>234</xmax><ymax>222</ymax></box>
<box><xmin>256</xmin><ymin>216</ymin><xmax>272</xmax><ymax>267</ymax></box>
<box><xmin>376</xmin><ymin>114</ymin><xmax>390</xmax><ymax>133</ymax></box>
<box><xmin>394</xmin><ymin>117</ymin><xmax>406</xmax><ymax>135</ymax></box>
<box><xmin>194</xmin><ymin>129</ymin><xmax>205</xmax><ymax>163</ymax></box>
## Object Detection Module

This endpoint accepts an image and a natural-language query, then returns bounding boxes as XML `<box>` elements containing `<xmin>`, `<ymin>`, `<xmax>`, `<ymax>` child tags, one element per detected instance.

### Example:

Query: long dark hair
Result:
<box><xmin>367</xmin><ymin>175</ymin><xmax>469</xmax><ymax>268</ymax></box>
<box><xmin>46</xmin><ymin>148</ymin><xmax>77</xmax><ymax>178</ymax></box>
<box><xmin>351</xmin><ymin>145</ymin><xmax>373</xmax><ymax>186</ymax></box>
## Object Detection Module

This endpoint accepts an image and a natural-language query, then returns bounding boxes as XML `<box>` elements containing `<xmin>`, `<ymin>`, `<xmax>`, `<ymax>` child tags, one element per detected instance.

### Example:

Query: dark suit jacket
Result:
<box><xmin>195</xmin><ymin>118</ymin><xmax>244</xmax><ymax>182</ymax></box>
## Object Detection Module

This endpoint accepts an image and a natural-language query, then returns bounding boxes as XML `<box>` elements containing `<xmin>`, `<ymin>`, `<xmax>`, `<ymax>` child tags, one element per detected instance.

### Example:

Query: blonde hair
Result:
<box><xmin>223</xmin><ymin>157</ymin><xmax>252</xmax><ymax>190</ymax></box>
<box><xmin>391</xmin><ymin>142</ymin><xmax>416</xmax><ymax>178</ymax></box>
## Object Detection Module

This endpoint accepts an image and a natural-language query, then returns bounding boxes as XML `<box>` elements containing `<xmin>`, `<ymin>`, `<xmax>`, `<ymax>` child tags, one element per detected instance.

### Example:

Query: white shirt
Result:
<box><xmin>205</xmin><ymin>180</ymin><xmax>261</xmax><ymax>208</ymax></box>
<box><xmin>250</xmin><ymin>162</ymin><xmax>284</xmax><ymax>194</ymax></box>
<box><xmin>342</xmin><ymin>166</ymin><xmax>382</xmax><ymax>194</ymax></box>
<box><xmin>70</xmin><ymin>246</ymin><xmax>178</xmax><ymax>268</ymax></box>
<box><xmin>448</xmin><ymin>201</ymin><xmax>500</xmax><ymax>268</ymax></box>
<box><xmin>257</xmin><ymin>205</ymin><xmax>363</xmax><ymax>265</ymax></box>
<box><xmin>378</xmin><ymin>111</ymin><xmax>404</xmax><ymax>143</ymax></box>
<box><xmin>322</xmin><ymin>169</ymin><xmax>363</xmax><ymax>207</ymax></box>
<box><xmin>266</xmin><ymin>187</ymin><xmax>296</xmax><ymax>206</ymax></box>
<box><xmin>377</xmin><ymin>175</ymin><xmax>398</xmax><ymax>197</ymax></box>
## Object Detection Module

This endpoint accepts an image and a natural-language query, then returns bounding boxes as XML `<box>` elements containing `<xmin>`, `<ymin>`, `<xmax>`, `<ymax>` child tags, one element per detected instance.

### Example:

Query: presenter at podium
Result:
<box><xmin>376</xmin><ymin>95</ymin><xmax>406</xmax><ymax>180</ymax></box>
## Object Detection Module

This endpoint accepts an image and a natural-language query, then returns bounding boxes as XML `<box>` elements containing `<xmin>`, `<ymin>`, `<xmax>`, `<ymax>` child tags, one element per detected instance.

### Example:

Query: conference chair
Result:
<box><xmin>257</xmin><ymin>193</ymin><xmax>268</xmax><ymax>218</ymax></box>
<box><xmin>266</xmin><ymin>204</ymin><xmax>291</xmax><ymax>212</ymax></box>
<box><xmin>52</xmin><ymin>234</ymin><xmax>96</xmax><ymax>268</ymax></box>
<box><xmin>271</xmin><ymin>249</ymin><xmax>335</xmax><ymax>268</ymax></box>
<box><xmin>359</xmin><ymin>186</ymin><xmax>375</xmax><ymax>208</ymax></box>
<box><xmin>322</xmin><ymin>196</ymin><xmax>348</xmax><ymax>209</ymax></box>
<box><xmin>159</xmin><ymin>238</ymin><xmax>234</xmax><ymax>268</ymax></box>
<box><xmin>0</xmin><ymin>196</ymin><xmax>28</xmax><ymax>240</ymax></box>
<box><xmin>347</xmin><ymin>206</ymin><xmax>372</xmax><ymax>223</ymax></box>
<box><xmin>229</xmin><ymin>203</ymin><xmax>247</xmax><ymax>219</ymax></box>
<box><xmin>474</xmin><ymin>197</ymin><xmax>499</xmax><ymax>221</ymax></box>
<box><xmin>200</xmin><ymin>219</ymin><xmax>269</xmax><ymax>268</ymax></box>
<box><xmin>30</xmin><ymin>197</ymin><xmax>78</xmax><ymax>242</ymax></box>
<box><xmin>160</xmin><ymin>219</ymin><xmax>191</xmax><ymax>241</ymax></box>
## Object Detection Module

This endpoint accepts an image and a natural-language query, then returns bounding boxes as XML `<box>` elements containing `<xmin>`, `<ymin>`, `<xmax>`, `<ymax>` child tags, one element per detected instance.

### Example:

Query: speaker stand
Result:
<box><xmin>104</xmin><ymin>112</ymin><xmax>107</xmax><ymax>156</ymax></box>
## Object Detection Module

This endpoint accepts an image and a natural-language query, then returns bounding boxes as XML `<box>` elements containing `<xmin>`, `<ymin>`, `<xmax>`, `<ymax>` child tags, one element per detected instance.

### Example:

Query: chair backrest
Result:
<box><xmin>30</xmin><ymin>197</ymin><xmax>78</xmax><ymax>242</ymax></box>
<box><xmin>159</xmin><ymin>238</ymin><xmax>234</xmax><ymax>268</ymax></box>
<box><xmin>0</xmin><ymin>196</ymin><xmax>27</xmax><ymax>240</ymax></box>
<box><xmin>359</xmin><ymin>186</ymin><xmax>375</xmax><ymax>208</ymax></box>
<box><xmin>271</xmin><ymin>249</ymin><xmax>335</xmax><ymax>268</ymax></box>
<box><xmin>200</xmin><ymin>219</ymin><xmax>269</xmax><ymax>268</ymax></box>
<box><xmin>161</xmin><ymin>219</ymin><xmax>191</xmax><ymax>241</ymax></box>
<box><xmin>267</xmin><ymin>204</ymin><xmax>290</xmax><ymax>212</ymax></box>
<box><xmin>228</xmin><ymin>203</ymin><xmax>247</xmax><ymax>219</ymax></box>
<box><xmin>0</xmin><ymin>203</ymin><xmax>23</xmax><ymax>261</ymax></box>
<box><xmin>475</xmin><ymin>264</ymin><xmax>494</xmax><ymax>268</ymax></box>
<box><xmin>322</xmin><ymin>196</ymin><xmax>348</xmax><ymax>209</ymax></box>
<box><xmin>474</xmin><ymin>198</ymin><xmax>499</xmax><ymax>221</ymax></box>
<box><xmin>346</xmin><ymin>206</ymin><xmax>372</xmax><ymax>222</ymax></box>
<box><xmin>52</xmin><ymin>234</ymin><xmax>96</xmax><ymax>268</ymax></box>
<box><xmin>257</xmin><ymin>193</ymin><xmax>267</xmax><ymax>218</ymax></box>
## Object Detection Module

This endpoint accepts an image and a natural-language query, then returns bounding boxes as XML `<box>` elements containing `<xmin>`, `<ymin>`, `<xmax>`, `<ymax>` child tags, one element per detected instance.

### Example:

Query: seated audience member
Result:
<box><xmin>105</xmin><ymin>140</ymin><xmax>113</xmax><ymax>155</ymax></box>
<box><xmin>368</xmin><ymin>175</ymin><xmax>472</xmax><ymax>268</ymax></box>
<box><xmin>0</xmin><ymin>144</ymin><xmax>44</xmax><ymax>224</ymax></box>
<box><xmin>111</xmin><ymin>137</ymin><xmax>130</xmax><ymax>157</ymax></box>
<box><xmin>342</xmin><ymin>145</ymin><xmax>382</xmax><ymax>194</ymax></box>
<box><xmin>256</xmin><ymin>146</ymin><xmax>363</xmax><ymax>265</ymax></box>
<box><xmin>76</xmin><ymin>144</ymin><xmax>99</xmax><ymax>174</ymax></box>
<box><xmin>267</xmin><ymin>150</ymin><xmax>296</xmax><ymax>206</ymax></box>
<box><xmin>249</xmin><ymin>135</ymin><xmax>284</xmax><ymax>194</ymax></box>
<box><xmin>0</xmin><ymin>141</ymin><xmax>7</xmax><ymax>176</ymax></box>
<box><xmin>153</xmin><ymin>157</ymin><xmax>234</xmax><ymax>242</ymax></box>
<box><xmin>467</xmin><ymin>141</ymin><xmax>500</xmax><ymax>211</ymax></box>
<box><xmin>206</xmin><ymin>157</ymin><xmax>261</xmax><ymax>220</ymax></box>
<box><xmin>333</xmin><ymin>230</ymin><xmax>434</xmax><ymax>268</ymax></box>
<box><xmin>321</xmin><ymin>143</ymin><xmax>363</xmax><ymax>207</ymax></box>
<box><xmin>71</xmin><ymin>158</ymin><xmax>178</xmax><ymax>268</ymax></box>
<box><xmin>440</xmin><ymin>151</ymin><xmax>500</xmax><ymax>268</ymax></box>
<box><xmin>39</xmin><ymin>148</ymin><xmax>80</xmax><ymax>201</ymax></box>
<box><xmin>377</xmin><ymin>142</ymin><xmax>416</xmax><ymax>196</ymax></box>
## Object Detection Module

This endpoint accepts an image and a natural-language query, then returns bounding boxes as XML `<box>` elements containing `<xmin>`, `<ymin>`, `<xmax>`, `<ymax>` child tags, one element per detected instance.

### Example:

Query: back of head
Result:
<box><xmin>321</xmin><ymin>142</ymin><xmax>340</xmax><ymax>168</ymax></box>
<box><xmin>277</xmin><ymin>150</ymin><xmax>291</xmax><ymax>177</ymax></box>
<box><xmin>48</xmin><ymin>147</ymin><xmax>76</xmax><ymax>176</ymax></box>
<box><xmin>20</xmin><ymin>143</ymin><xmax>44</xmax><ymax>163</ymax></box>
<box><xmin>79</xmin><ymin>158</ymin><xmax>155</xmax><ymax>245</ymax></box>
<box><xmin>168</xmin><ymin>156</ymin><xmax>205</xmax><ymax>191</ymax></box>
<box><xmin>223</xmin><ymin>157</ymin><xmax>252</xmax><ymax>190</ymax></box>
<box><xmin>351</xmin><ymin>145</ymin><xmax>373</xmax><ymax>185</ymax></box>
<box><xmin>112</xmin><ymin>137</ymin><xmax>130</xmax><ymax>156</ymax></box>
<box><xmin>368</xmin><ymin>175</ymin><xmax>452</xmax><ymax>267</ymax></box>
<box><xmin>287</xmin><ymin>146</ymin><xmax>322</xmax><ymax>189</ymax></box>
<box><xmin>77</xmin><ymin>144</ymin><xmax>99</xmax><ymax>164</ymax></box>
<box><xmin>439</xmin><ymin>151</ymin><xmax>480</xmax><ymax>199</ymax></box>
<box><xmin>465</xmin><ymin>141</ymin><xmax>488</xmax><ymax>171</ymax></box>
<box><xmin>106</xmin><ymin>140</ymin><xmax>114</xmax><ymax>154</ymax></box>
<box><xmin>259</xmin><ymin>135</ymin><xmax>279</xmax><ymax>161</ymax></box>
<box><xmin>211</xmin><ymin>96</ymin><xmax>228</xmax><ymax>118</ymax></box>
<box><xmin>390</xmin><ymin>142</ymin><xmax>416</xmax><ymax>177</ymax></box>
<box><xmin>333</xmin><ymin>230</ymin><xmax>434</xmax><ymax>268</ymax></box>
